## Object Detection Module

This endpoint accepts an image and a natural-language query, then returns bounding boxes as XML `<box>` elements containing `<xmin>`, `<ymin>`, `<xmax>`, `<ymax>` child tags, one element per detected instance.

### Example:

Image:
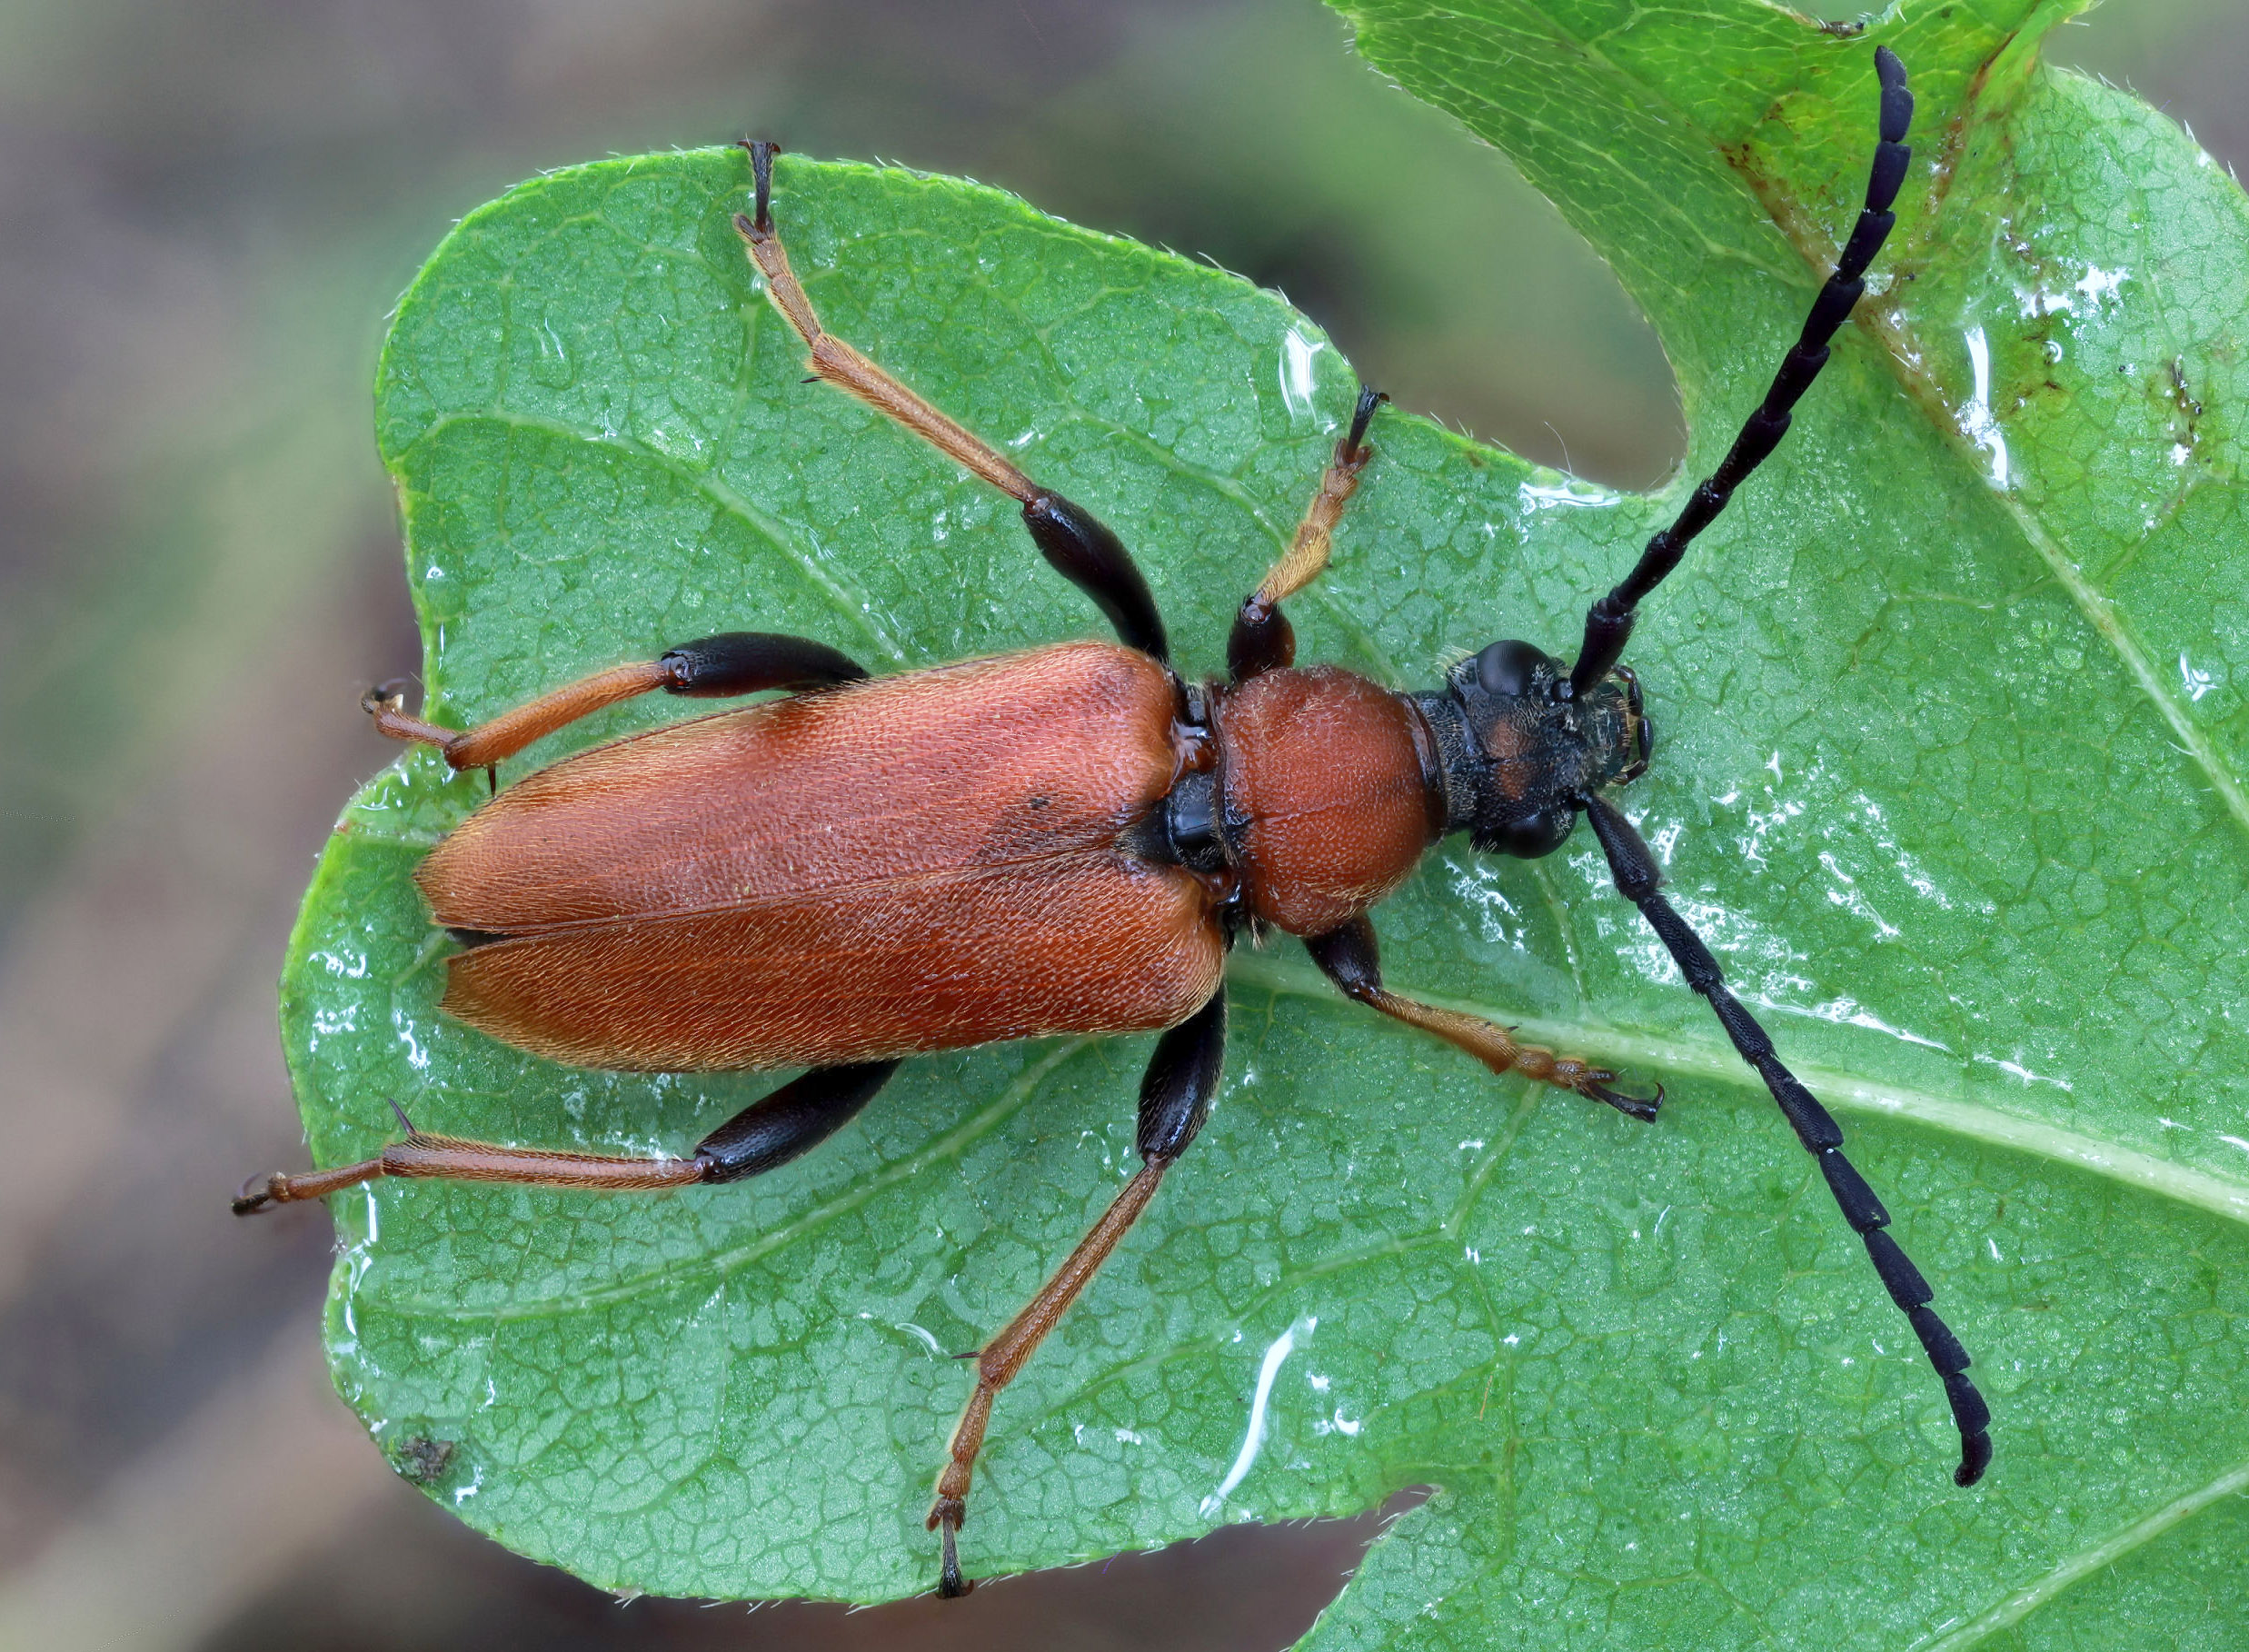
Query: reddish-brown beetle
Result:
<box><xmin>241</xmin><ymin>50</ymin><xmax>1986</xmax><ymax>1597</ymax></box>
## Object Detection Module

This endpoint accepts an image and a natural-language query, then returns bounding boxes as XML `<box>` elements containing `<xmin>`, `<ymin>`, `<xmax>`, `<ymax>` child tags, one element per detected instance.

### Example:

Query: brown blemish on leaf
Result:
<box><xmin>392</xmin><ymin>1434</ymin><xmax>458</xmax><ymax>1485</ymax></box>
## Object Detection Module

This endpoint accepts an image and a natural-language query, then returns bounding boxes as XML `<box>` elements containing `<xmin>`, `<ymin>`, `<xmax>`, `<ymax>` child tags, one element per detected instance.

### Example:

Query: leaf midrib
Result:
<box><xmin>1239</xmin><ymin>954</ymin><xmax>2249</xmax><ymax>1228</ymax></box>
<box><xmin>345</xmin><ymin>803</ymin><xmax>2249</xmax><ymax>1232</ymax></box>
<box><xmin>343</xmin><ymin>821</ymin><xmax>2249</xmax><ymax>1329</ymax></box>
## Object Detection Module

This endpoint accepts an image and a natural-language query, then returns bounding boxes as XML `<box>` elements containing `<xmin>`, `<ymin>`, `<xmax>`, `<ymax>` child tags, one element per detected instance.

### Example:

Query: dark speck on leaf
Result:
<box><xmin>393</xmin><ymin>1436</ymin><xmax>457</xmax><ymax>1485</ymax></box>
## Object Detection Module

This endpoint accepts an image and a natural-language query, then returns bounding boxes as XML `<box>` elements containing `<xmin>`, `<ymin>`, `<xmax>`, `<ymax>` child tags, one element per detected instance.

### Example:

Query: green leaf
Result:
<box><xmin>279</xmin><ymin>1</ymin><xmax>2249</xmax><ymax>1643</ymax></box>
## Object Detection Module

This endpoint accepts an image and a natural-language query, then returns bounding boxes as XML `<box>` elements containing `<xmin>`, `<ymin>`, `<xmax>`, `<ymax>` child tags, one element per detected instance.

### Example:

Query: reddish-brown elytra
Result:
<box><xmin>241</xmin><ymin>48</ymin><xmax>1988</xmax><ymax>1598</ymax></box>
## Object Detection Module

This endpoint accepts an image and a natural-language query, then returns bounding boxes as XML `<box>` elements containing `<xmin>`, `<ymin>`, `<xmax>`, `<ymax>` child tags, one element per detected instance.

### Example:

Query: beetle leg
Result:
<box><xmin>691</xmin><ymin>1060</ymin><xmax>898</xmax><ymax>1181</ymax></box>
<box><xmin>363</xmin><ymin>631</ymin><xmax>867</xmax><ymax>773</ymax></box>
<box><xmin>231</xmin><ymin>1133</ymin><xmax>702</xmax><ymax>1212</ymax></box>
<box><xmin>1579</xmin><ymin>791</ymin><xmax>1991</xmax><ymax>1488</ymax></box>
<box><xmin>364</xmin><ymin>662</ymin><xmax>670</xmax><ymax>771</ymax></box>
<box><xmin>731</xmin><ymin>141</ymin><xmax>1169</xmax><ymax>662</ymax></box>
<box><xmin>1228</xmin><ymin>385</ymin><xmax>1387</xmax><ymax>682</ymax></box>
<box><xmin>1305</xmin><ymin>913</ymin><xmax>1660</xmax><ymax>1120</ymax></box>
<box><xmin>231</xmin><ymin>1062</ymin><xmax>896</xmax><ymax>1214</ymax></box>
<box><xmin>927</xmin><ymin>988</ymin><xmax>1226</xmax><ymax>1597</ymax></box>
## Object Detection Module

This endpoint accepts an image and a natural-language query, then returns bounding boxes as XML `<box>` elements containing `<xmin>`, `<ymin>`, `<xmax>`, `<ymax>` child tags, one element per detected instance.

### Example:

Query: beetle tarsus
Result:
<box><xmin>1340</xmin><ymin>383</ymin><xmax>1388</xmax><ymax>463</ymax></box>
<box><xmin>1586</xmin><ymin>1077</ymin><xmax>1663</xmax><ymax>1122</ymax></box>
<box><xmin>362</xmin><ymin>680</ymin><xmax>411</xmax><ymax>717</ymax></box>
<box><xmin>1229</xmin><ymin>389</ymin><xmax>1383</xmax><ymax>681</ymax></box>
<box><xmin>231</xmin><ymin>1157</ymin><xmax>384</xmax><ymax>1212</ymax></box>
<box><xmin>232</xmin><ymin>1173</ymin><xmax>284</xmax><ymax>1216</ymax></box>
<box><xmin>734</xmin><ymin>138</ymin><xmax>781</xmax><ymax>236</ymax></box>
<box><xmin>933</xmin><ymin>1505</ymin><xmax>970</xmax><ymax>1597</ymax></box>
<box><xmin>362</xmin><ymin>680</ymin><xmax>467</xmax><ymax>765</ymax></box>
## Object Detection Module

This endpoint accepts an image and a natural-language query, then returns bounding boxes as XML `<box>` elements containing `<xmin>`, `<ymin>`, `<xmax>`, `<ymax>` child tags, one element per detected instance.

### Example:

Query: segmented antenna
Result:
<box><xmin>1566</xmin><ymin>46</ymin><xmax>1916</xmax><ymax>697</ymax></box>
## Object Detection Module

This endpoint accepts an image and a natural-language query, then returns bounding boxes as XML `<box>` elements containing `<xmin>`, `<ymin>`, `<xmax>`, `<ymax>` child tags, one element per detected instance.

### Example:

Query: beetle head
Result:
<box><xmin>1415</xmin><ymin>640</ymin><xmax>1652</xmax><ymax>858</ymax></box>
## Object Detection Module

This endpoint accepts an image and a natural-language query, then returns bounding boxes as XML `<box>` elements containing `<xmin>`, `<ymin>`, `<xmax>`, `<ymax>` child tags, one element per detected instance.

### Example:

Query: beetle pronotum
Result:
<box><xmin>240</xmin><ymin>46</ymin><xmax>1986</xmax><ymax>1597</ymax></box>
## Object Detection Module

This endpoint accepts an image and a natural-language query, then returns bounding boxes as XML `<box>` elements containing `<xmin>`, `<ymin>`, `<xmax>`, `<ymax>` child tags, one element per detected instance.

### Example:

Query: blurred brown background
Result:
<box><xmin>0</xmin><ymin>2</ymin><xmax>2240</xmax><ymax>1647</ymax></box>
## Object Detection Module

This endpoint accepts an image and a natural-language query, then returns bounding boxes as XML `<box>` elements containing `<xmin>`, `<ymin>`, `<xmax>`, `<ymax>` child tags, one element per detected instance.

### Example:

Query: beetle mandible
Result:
<box><xmin>238</xmin><ymin>46</ymin><xmax>1987</xmax><ymax>1597</ymax></box>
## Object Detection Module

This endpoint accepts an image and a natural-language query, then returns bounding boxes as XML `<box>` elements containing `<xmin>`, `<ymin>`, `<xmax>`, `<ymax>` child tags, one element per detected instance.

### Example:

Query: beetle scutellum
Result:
<box><xmin>239</xmin><ymin>47</ymin><xmax>1987</xmax><ymax>1596</ymax></box>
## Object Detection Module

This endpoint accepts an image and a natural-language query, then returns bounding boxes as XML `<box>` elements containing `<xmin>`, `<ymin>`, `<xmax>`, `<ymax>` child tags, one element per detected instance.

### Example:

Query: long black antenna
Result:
<box><xmin>1567</xmin><ymin>47</ymin><xmax>1915</xmax><ymax>698</ymax></box>
<box><xmin>1580</xmin><ymin>792</ymin><xmax>1991</xmax><ymax>1486</ymax></box>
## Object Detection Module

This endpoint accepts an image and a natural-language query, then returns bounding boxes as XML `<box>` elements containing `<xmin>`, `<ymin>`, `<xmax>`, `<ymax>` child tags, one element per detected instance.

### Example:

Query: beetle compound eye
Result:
<box><xmin>1478</xmin><ymin>807</ymin><xmax>1576</xmax><ymax>860</ymax></box>
<box><xmin>1474</xmin><ymin>639</ymin><xmax>1556</xmax><ymax>698</ymax></box>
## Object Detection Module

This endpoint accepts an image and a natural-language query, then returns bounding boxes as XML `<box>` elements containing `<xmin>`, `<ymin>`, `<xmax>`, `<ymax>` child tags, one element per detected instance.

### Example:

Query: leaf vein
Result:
<box><xmin>1228</xmin><ymin>953</ymin><xmax>2249</xmax><ymax>1228</ymax></box>
<box><xmin>1916</xmin><ymin>1454</ymin><xmax>2249</xmax><ymax>1650</ymax></box>
<box><xmin>408</xmin><ymin>408</ymin><xmax>909</xmax><ymax>665</ymax></box>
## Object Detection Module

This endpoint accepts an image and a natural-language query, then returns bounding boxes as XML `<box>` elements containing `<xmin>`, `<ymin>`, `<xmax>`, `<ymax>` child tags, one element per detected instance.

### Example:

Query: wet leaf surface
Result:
<box><xmin>283</xmin><ymin>2</ymin><xmax>2249</xmax><ymax>1643</ymax></box>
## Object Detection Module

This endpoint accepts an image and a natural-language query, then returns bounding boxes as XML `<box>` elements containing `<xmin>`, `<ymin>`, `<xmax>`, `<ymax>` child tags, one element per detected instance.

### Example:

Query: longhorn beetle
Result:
<box><xmin>239</xmin><ymin>47</ymin><xmax>1987</xmax><ymax>1597</ymax></box>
